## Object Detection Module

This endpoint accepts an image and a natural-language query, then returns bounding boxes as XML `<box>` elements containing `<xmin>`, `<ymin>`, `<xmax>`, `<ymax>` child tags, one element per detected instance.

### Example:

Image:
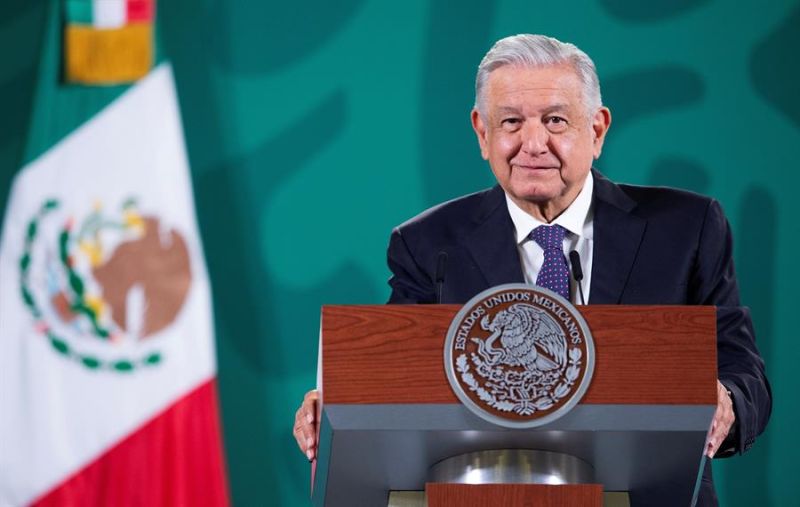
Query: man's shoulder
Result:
<box><xmin>595</xmin><ymin>171</ymin><xmax>719</xmax><ymax>219</ymax></box>
<box><xmin>394</xmin><ymin>186</ymin><xmax>502</xmax><ymax>236</ymax></box>
<box><xmin>619</xmin><ymin>182</ymin><xmax>714</xmax><ymax>206</ymax></box>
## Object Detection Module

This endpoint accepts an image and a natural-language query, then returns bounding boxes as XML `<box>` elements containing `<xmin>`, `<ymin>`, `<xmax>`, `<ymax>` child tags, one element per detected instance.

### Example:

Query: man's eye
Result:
<box><xmin>545</xmin><ymin>116</ymin><xmax>568</xmax><ymax>131</ymax></box>
<box><xmin>501</xmin><ymin>118</ymin><xmax>522</xmax><ymax>130</ymax></box>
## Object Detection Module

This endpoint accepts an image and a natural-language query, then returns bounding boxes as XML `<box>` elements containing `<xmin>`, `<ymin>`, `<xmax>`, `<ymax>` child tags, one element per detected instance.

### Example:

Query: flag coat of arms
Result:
<box><xmin>0</xmin><ymin>65</ymin><xmax>228</xmax><ymax>506</ymax></box>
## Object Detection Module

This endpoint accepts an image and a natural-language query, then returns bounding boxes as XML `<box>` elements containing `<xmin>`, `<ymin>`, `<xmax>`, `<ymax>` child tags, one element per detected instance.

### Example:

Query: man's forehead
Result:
<box><xmin>485</xmin><ymin>64</ymin><xmax>584</xmax><ymax>110</ymax></box>
<box><xmin>489</xmin><ymin>65</ymin><xmax>580</xmax><ymax>90</ymax></box>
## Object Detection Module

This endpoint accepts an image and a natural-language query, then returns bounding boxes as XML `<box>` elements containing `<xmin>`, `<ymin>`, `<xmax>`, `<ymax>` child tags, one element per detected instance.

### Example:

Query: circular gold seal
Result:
<box><xmin>444</xmin><ymin>284</ymin><xmax>594</xmax><ymax>428</ymax></box>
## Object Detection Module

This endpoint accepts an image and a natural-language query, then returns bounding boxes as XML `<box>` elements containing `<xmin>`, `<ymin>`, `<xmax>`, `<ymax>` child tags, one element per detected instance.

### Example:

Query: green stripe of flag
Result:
<box><xmin>65</xmin><ymin>0</ymin><xmax>92</xmax><ymax>25</ymax></box>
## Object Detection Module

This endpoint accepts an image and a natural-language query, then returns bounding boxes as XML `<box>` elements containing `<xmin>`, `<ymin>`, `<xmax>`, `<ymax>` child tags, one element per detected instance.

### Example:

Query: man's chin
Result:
<box><xmin>510</xmin><ymin>185</ymin><xmax>563</xmax><ymax>204</ymax></box>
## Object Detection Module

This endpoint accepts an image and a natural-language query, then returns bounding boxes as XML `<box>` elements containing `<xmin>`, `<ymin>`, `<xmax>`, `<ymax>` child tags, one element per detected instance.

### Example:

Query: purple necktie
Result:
<box><xmin>531</xmin><ymin>224</ymin><xmax>570</xmax><ymax>300</ymax></box>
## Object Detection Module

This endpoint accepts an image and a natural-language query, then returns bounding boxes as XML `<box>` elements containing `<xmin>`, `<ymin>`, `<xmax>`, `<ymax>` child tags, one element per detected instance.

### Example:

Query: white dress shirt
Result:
<box><xmin>505</xmin><ymin>172</ymin><xmax>594</xmax><ymax>304</ymax></box>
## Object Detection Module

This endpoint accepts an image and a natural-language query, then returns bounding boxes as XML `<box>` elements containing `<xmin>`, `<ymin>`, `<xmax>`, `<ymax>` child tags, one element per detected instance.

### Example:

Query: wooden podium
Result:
<box><xmin>311</xmin><ymin>304</ymin><xmax>717</xmax><ymax>506</ymax></box>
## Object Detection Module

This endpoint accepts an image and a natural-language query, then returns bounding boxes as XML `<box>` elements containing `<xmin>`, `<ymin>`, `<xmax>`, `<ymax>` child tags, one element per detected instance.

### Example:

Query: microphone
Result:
<box><xmin>568</xmin><ymin>250</ymin><xmax>586</xmax><ymax>305</ymax></box>
<box><xmin>435</xmin><ymin>251</ymin><xmax>448</xmax><ymax>304</ymax></box>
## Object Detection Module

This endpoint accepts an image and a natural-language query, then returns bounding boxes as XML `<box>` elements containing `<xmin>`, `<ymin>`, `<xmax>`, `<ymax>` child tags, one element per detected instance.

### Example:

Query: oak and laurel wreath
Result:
<box><xmin>19</xmin><ymin>199</ymin><xmax>161</xmax><ymax>372</ymax></box>
<box><xmin>456</xmin><ymin>347</ymin><xmax>582</xmax><ymax>415</ymax></box>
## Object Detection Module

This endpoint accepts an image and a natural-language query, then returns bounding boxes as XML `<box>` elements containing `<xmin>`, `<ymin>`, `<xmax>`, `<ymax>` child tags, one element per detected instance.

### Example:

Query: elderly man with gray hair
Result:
<box><xmin>293</xmin><ymin>34</ymin><xmax>771</xmax><ymax>506</ymax></box>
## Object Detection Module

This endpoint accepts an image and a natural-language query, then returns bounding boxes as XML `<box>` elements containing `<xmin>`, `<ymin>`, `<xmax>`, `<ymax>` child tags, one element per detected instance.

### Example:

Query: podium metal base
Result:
<box><xmin>429</xmin><ymin>449</ymin><xmax>595</xmax><ymax>485</ymax></box>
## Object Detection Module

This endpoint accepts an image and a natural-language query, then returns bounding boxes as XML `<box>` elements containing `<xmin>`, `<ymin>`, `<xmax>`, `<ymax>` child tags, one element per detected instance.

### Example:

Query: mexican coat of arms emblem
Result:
<box><xmin>444</xmin><ymin>284</ymin><xmax>595</xmax><ymax>428</ymax></box>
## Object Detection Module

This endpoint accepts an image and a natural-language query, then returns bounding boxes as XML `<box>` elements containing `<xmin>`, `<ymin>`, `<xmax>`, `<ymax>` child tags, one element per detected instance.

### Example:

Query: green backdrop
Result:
<box><xmin>1</xmin><ymin>0</ymin><xmax>798</xmax><ymax>505</ymax></box>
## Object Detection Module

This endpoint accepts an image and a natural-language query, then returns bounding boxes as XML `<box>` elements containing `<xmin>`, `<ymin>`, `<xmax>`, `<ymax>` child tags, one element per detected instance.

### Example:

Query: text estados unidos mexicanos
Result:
<box><xmin>454</xmin><ymin>291</ymin><xmax>583</xmax><ymax>350</ymax></box>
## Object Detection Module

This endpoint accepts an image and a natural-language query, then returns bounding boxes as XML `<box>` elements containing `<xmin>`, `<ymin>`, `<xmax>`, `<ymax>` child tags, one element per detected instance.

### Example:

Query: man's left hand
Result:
<box><xmin>706</xmin><ymin>380</ymin><xmax>735</xmax><ymax>457</ymax></box>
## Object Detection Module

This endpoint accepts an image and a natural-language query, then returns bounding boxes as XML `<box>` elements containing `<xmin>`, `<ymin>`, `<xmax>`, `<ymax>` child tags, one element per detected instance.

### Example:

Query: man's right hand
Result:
<box><xmin>293</xmin><ymin>389</ymin><xmax>319</xmax><ymax>461</ymax></box>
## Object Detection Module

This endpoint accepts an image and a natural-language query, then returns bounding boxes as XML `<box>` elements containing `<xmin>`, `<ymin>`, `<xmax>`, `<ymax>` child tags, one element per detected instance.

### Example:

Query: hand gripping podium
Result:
<box><xmin>311</xmin><ymin>304</ymin><xmax>717</xmax><ymax>506</ymax></box>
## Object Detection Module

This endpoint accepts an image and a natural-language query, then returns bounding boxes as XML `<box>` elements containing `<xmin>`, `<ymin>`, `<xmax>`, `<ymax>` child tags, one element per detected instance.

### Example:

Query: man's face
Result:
<box><xmin>472</xmin><ymin>64</ymin><xmax>611</xmax><ymax>220</ymax></box>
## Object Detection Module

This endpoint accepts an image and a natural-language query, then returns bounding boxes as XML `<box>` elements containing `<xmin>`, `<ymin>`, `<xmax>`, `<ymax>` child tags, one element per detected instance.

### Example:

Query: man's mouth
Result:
<box><xmin>513</xmin><ymin>164</ymin><xmax>560</xmax><ymax>171</ymax></box>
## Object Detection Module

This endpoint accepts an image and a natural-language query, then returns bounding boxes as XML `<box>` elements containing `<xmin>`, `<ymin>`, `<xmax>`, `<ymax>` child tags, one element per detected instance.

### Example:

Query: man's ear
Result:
<box><xmin>471</xmin><ymin>108</ymin><xmax>490</xmax><ymax>160</ymax></box>
<box><xmin>591</xmin><ymin>107</ymin><xmax>612</xmax><ymax>159</ymax></box>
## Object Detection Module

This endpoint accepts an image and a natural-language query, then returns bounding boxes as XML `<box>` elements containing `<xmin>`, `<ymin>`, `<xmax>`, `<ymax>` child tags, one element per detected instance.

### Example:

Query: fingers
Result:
<box><xmin>293</xmin><ymin>390</ymin><xmax>319</xmax><ymax>461</ymax></box>
<box><xmin>706</xmin><ymin>380</ymin><xmax>735</xmax><ymax>457</ymax></box>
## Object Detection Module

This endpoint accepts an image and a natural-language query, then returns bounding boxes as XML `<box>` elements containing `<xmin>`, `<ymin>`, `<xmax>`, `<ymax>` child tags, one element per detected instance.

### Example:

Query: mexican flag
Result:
<box><xmin>64</xmin><ymin>0</ymin><xmax>156</xmax><ymax>84</ymax></box>
<box><xmin>0</xmin><ymin>28</ymin><xmax>228</xmax><ymax>507</ymax></box>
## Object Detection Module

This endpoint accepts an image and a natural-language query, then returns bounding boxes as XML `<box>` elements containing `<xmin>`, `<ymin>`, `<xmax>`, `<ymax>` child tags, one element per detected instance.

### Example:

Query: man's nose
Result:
<box><xmin>521</xmin><ymin>121</ymin><xmax>549</xmax><ymax>155</ymax></box>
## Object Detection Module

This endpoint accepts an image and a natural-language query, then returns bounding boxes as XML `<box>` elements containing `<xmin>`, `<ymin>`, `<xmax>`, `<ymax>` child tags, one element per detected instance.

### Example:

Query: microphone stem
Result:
<box><xmin>576</xmin><ymin>280</ymin><xmax>586</xmax><ymax>306</ymax></box>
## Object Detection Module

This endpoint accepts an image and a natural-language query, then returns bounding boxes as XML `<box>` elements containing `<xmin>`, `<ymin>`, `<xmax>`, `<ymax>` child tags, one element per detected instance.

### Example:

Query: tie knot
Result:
<box><xmin>531</xmin><ymin>224</ymin><xmax>566</xmax><ymax>250</ymax></box>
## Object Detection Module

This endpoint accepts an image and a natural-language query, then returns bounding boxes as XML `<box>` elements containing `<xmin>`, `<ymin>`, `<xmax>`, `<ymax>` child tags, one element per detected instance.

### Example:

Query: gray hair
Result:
<box><xmin>475</xmin><ymin>34</ymin><xmax>602</xmax><ymax>119</ymax></box>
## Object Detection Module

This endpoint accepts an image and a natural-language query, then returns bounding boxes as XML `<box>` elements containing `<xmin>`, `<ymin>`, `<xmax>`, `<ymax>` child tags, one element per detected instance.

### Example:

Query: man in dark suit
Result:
<box><xmin>294</xmin><ymin>34</ymin><xmax>771</xmax><ymax>506</ymax></box>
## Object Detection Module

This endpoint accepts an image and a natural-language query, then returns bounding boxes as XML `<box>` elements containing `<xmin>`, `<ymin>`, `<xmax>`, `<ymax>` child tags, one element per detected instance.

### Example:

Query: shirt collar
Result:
<box><xmin>505</xmin><ymin>171</ymin><xmax>594</xmax><ymax>244</ymax></box>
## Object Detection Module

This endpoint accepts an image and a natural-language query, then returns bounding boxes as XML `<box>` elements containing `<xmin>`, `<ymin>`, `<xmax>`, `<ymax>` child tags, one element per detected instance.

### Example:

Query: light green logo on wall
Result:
<box><xmin>20</xmin><ymin>198</ymin><xmax>192</xmax><ymax>372</ymax></box>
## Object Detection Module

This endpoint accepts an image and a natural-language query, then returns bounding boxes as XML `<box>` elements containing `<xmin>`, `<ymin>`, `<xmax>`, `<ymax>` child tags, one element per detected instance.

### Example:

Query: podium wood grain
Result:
<box><xmin>321</xmin><ymin>305</ymin><xmax>716</xmax><ymax>405</ymax></box>
<box><xmin>425</xmin><ymin>483</ymin><xmax>603</xmax><ymax>507</ymax></box>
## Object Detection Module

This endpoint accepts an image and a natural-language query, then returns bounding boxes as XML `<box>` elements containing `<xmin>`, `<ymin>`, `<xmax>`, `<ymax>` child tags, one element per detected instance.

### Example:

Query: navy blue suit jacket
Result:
<box><xmin>386</xmin><ymin>170</ymin><xmax>771</xmax><ymax>506</ymax></box>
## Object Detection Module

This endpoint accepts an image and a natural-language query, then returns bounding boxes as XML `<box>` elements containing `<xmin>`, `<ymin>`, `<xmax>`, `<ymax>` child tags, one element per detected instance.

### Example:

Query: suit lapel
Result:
<box><xmin>463</xmin><ymin>186</ymin><xmax>525</xmax><ymax>287</ymax></box>
<box><xmin>589</xmin><ymin>170</ymin><xmax>647</xmax><ymax>304</ymax></box>
<box><xmin>459</xmin><ymin>173</ymin><xmax>646</xmax><ymax>301</ymax></box>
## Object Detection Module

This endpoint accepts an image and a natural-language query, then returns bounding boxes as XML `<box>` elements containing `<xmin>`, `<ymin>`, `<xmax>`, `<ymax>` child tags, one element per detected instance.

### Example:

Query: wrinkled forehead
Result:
<box><xmin>484</xmin><ymin>64</ymin><xmax>587</xmax><ymax>112</ymax></box>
